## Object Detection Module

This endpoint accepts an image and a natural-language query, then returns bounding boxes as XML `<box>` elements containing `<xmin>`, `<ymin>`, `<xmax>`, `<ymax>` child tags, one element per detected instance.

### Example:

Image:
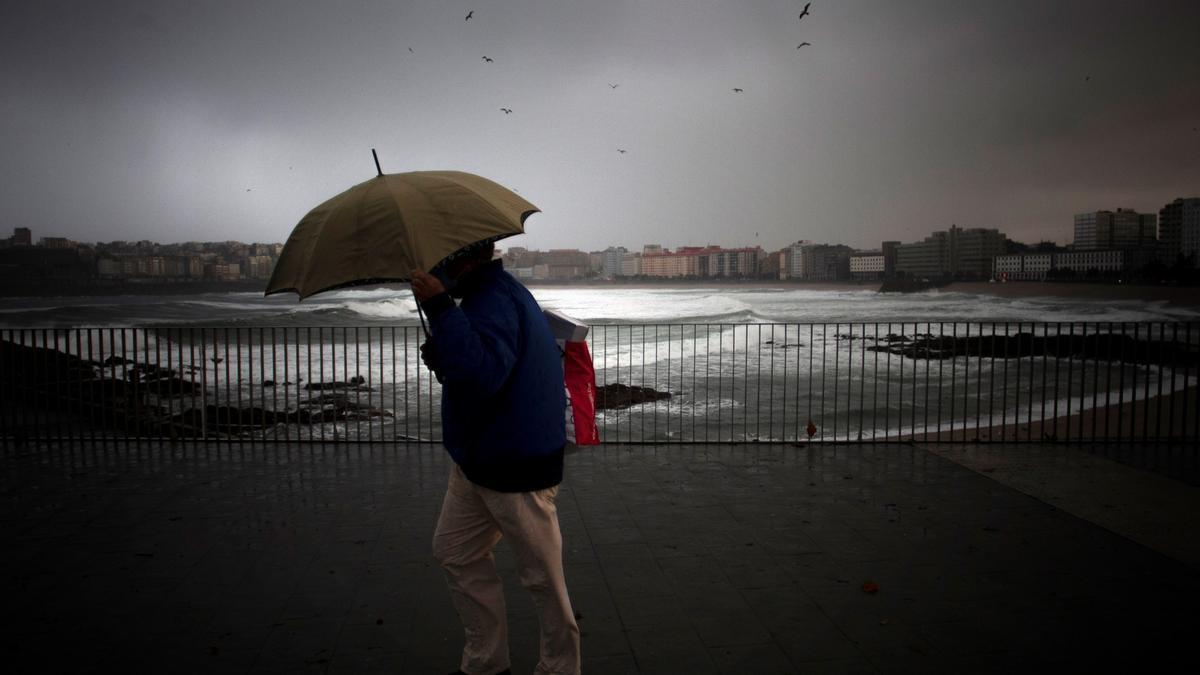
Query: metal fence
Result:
<box><xmin>1</xmin><ymin>322</ymin><xmax>1197</xmax><ymax>446</ymax></box>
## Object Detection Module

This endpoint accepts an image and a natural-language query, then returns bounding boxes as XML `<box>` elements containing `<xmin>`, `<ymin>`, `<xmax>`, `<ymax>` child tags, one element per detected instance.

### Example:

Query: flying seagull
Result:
<box><xmin>617</xmin><ymin>149</ymin><xmax>627</xmax><ymax>154</ymax></box>
<box><xmin>797</xmin><ymin>42</ymin><xmax>812</xmax><ymax>48</ymax></box>
<box><xmin>408</xmin><ymin>47</ymin><xmax>413</xmax><ymax>53</ymax></box>
<box><xmin>482</xmin><ymin>56</ymin><xmax>493</xmax><ymax>62</ymax></box>
<box><xmin>465</xmin><ymin>10</ymin><xmax>473</xmax><ymax>20</ymax></box>
<box><xmin>732</xmin><ymin>88</ymin><xmax>744</xmax><ymax>93</ymax></box>
<box><xmin>500</xmin><ymin>107</ymin><xmax>512</xmax><ymax>114</ymax></box>
<box><xmin>799</xmin><ymin>2</ymin><xmax>811</xmax><ymax>20</ymax></box>
<box><xmin>1085</xmin><ymin>75</ymin><xmax>1091</xmax><ymax>82</ymax></box>
<box><xmin>609</xmin><ymin>83</ymin><xmax>619</xmax><ymax>89</ymax></box>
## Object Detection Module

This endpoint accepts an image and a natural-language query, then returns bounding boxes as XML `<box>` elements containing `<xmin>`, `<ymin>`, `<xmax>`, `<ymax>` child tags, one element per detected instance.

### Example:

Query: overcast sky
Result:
<box><xmin>2</xmin><ymin>1</ymin><xmax>1197</xmax><ymax>252</ymax></box>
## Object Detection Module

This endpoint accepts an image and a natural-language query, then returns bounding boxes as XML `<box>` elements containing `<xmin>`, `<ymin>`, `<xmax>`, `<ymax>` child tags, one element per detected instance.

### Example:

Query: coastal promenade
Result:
<box><xmin>3</xmin><ymin>440</ymin><xmax>1197</xmax><ymax>674</ymax></box>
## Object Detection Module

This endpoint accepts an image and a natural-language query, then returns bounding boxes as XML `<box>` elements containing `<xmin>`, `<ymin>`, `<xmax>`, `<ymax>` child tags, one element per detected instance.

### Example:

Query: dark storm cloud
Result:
<box><xmin>1</xmin><ymin>1</ymin><xmax>1197</xmax><ymax>252</ymax></box>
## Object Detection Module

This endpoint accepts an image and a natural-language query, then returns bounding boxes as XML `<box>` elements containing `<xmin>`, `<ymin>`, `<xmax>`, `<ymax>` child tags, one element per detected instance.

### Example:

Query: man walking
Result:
<box><xmin>410</xmin><ymin>241</ymin><xmax>581</xmax><ymax>675</ymax></box>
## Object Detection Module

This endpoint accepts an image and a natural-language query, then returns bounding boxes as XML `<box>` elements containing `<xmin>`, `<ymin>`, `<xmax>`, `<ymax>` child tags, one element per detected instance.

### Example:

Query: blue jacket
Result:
<box><xmin>421</xmin><ymin>260</ymin><xmax>566</xmax><ymax>492</ymax></box>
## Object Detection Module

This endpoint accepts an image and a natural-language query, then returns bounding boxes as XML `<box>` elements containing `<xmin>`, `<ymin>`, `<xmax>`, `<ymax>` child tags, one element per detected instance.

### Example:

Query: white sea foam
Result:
<box><xmin>3</xmin><ymin>285</ymin><xmax>1200</xmax><ymax>327</ymax></box>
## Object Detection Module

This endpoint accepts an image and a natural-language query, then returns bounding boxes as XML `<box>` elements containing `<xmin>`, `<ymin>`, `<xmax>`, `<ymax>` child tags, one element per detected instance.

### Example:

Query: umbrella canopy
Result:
<box><xmin>266</xmin><ymin>170</ymin><xmax>538</xmax><ymax>299</ymax></box>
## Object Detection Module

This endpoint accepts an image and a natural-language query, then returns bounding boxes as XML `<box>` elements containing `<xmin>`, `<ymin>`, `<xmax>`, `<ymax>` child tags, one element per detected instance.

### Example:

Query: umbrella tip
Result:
<box><xmin>371</xmin><ymin>148</ymin><xmax>383</xmax><ymax>177</ymax></box>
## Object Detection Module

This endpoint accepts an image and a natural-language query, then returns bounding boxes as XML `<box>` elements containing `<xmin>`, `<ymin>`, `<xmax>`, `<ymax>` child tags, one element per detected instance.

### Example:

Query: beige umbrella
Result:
<box><xmin>266</xmin><ymin>152</ymin><xmax>538</xmax><ymax>300</ymax></box>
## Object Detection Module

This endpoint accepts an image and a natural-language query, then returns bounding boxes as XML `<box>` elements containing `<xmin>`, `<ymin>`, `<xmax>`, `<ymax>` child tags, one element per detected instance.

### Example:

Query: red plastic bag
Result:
<box><xmin>563</xmin><ymin>340</ymin><xmax>599</xmax><ymax>445</ymax></box>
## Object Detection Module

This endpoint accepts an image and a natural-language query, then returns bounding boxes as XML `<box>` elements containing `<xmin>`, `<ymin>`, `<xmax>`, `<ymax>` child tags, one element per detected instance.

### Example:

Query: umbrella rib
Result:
<box><xmin>378</xmin><ymin>176</ymin><xmax>419</xmax><ymax>275</ymax></box>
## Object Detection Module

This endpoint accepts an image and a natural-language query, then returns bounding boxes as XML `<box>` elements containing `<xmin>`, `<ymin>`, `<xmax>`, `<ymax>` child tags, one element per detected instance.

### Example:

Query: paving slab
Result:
<box><xmin>1</xmin><ymin>440</ymin><xmax>1197</xmax><ymax>673</ymax></box>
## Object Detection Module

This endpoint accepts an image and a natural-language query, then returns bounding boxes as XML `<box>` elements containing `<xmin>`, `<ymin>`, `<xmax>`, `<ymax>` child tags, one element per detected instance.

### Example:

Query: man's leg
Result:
<box><xmin>433</xmin><ymin>464</ymin><xmax>511</xmax><ymax>675</ymax></box>
<box><xmin>484</xmin><ymin>485</ymin><xmax>581</xmax><ymax>675</ymax></box>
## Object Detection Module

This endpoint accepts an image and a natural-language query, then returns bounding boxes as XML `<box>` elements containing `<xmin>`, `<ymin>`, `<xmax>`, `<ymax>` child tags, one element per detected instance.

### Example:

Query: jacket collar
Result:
<box><xmin>454</xmin><ymin>259</ymin><xmax>504</xmax><ymax>298</ymax></box>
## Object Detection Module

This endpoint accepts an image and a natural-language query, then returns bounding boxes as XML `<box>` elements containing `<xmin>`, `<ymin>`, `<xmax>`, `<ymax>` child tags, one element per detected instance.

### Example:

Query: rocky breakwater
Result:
<box><xmin>864</xmin><ymin>331</ymin><xmax>1199</xmax><ymax>367</ymax></box>
<box><xmin>1</xmin><ymin>339</ymin><xmax>393</xmax><ymax>439</ymax></box>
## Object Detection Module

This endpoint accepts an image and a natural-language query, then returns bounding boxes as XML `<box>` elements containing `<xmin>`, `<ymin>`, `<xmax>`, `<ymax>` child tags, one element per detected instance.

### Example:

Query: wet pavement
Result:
<box><xmin>2</xmin><ymin>440</ymin><xmax>1197</xmax><ymax>674</ymax></box>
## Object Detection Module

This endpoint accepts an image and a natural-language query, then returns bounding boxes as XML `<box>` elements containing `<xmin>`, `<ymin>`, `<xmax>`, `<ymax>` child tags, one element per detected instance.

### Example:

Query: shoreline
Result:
<box><xmin>3</xmin><ymin>277</ymin><xmax>1200</xmax><ymax>305</ymax></box>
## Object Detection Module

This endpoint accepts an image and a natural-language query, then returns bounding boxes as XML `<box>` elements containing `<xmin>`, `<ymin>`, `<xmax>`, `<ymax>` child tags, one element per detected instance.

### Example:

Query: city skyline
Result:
<box><xmin>2</xmin><ymin>1</ymin><xmax>1198</xmax><ymax>252</ymax></box>
<box><xmin>6</xmin><ymin>196</ymin><xmax>1193</xmax><ymax>254</ymax></box>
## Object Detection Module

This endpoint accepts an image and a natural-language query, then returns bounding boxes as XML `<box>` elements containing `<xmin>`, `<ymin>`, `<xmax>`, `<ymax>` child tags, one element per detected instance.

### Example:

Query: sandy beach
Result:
<box><xmin>899</xmin><ymin>385</ymin><xmax>1198</xmax><ymax>444</ymax></box>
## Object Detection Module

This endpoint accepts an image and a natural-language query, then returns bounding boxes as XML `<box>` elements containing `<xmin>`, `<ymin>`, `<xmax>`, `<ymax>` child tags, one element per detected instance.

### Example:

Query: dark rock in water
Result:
<box><xmin>304</xmin><ymin>377</ymin><xmax>372</xmax><ymax>391</ymax></box>
<box><xmin>595</xmin><ymin>383</ymin><xmax>671</xmax><ymax>410</ymax></box>
<box><xmin>262</xmin><ymin>380</ymin><xmax>276</xmax><ymax>387</ymax></box>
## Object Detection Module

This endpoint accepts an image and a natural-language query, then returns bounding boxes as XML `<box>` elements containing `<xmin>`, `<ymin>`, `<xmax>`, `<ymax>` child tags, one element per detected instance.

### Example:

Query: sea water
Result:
<box><xmin>2</xmin><ymin>286</ymin><xmax>1197</xmax><ymax>442</ymax></box>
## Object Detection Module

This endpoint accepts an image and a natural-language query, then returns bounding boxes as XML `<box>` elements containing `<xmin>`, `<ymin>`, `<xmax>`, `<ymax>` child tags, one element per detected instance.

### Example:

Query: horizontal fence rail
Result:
<box><xmin>1</xmin><ymin>322</ymin><xmax>1198</xmax><ymax>446</ymax></box>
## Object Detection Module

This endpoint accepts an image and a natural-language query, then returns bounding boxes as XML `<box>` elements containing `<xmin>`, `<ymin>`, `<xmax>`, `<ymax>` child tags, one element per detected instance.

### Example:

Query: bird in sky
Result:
<box><xmin>609</xmin><ymin>83</ymin><xmax>619</xmax><ymax>89</ymax></box>
<box><xmin>465</xmin><ymin>10</ymin><xmax>473</xmax><ymax>21</ymax></box>
<box><xmin>797</xmin><ymin>42</ymin><xmax>812</xmax><ymax>48</ymax></box>
<box><xmin>408</xmin><ymin>47</ymin><xmax>414</xmax><ymax>53</ymax></box>
<box><xmin>732</xmin><ymin>88</ymin><xmax>744</xmax><ymax>93</ymax></box>
<box><xmin>482</xmin><ymin>56</ymin><xmax>493</xmax><ymax>62</ymax></box>
<box><xmin>799</xmin><ymin>2</ymin><xmax>811</xmax><ymax>20</ymax></box>
<box><xmin>1085</xmin><ymin>75</ymin><xmax>1091</xmax><ymax>82</ymax></box>
<box><xmin>500</xmin><ymin>107</ymin><xmax>512</xmax><ymax>114</ymax></box>
<box><xmin>245</xmin><ymin>188</ymin><xmax>252</xmax><ymax>192</ymax></box>
<box><xmin>617</xmin><ymin>149</ymin><xmax>627</xmax><ymax>154</ymax></box>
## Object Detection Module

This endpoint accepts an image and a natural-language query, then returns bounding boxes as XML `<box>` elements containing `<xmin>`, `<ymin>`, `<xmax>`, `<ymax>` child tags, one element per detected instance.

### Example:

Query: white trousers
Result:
<box><xmin>433</xmin><ymin>463</ymin><xmax>581</xmax><ymax>675</ymax></box>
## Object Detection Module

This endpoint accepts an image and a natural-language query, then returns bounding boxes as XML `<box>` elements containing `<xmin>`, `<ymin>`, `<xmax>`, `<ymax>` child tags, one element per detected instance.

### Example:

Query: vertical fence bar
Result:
<box><xmin>1187</xmin><ymin>322</ymin><xmax>1196</xmax><ymax>440</ymax></box>
<box><xmin>1000</xmin><ymin>322</ymin><xmax>1009</xmax><ymax>441</ymax></box>
<box><xmin>403</xmin><ymin>327</ymin><xmax>410</xmax><ymax>442</ymax></box>
<box><xmin>741</xmin><ymin>324</ymin><xmax>749</xmax><ymax>442</ymax></box>
<box><xmin>282</xmin><ymin>327</ymin><xmax>291</xmax><ymax>443</ymax></box>
<box><xmin>902</xmin><ymin>321</ymin><xmax>912</xmax><ymax>439</ymax></box>
<box><xmin>981</xmin><ymin>322</ymin><xmax>990</xmax><ymax>440</ymax></box>
<box><xmin>856</xmin><ymin>323</ymin><xmax>865</xmax><ymax>441</ymax></box>
<box><xmin>121</xmin><ymin>328</ymin><xmax>131</xmax><ymax>450</ymax></box>
<box><xmin>1102</xmin><ymin>321</ymin><xmax>1113</xmax><ymax>440</ymax></box>
<box><xmin>1070</xmin><ymin>319</ymin><xmax>1080</xmax><ymax>441</ymax></box>
<box><xmin>705</xmin><ymin>324</ymin><xmax>711</xmax><ymax>443</ymax></box>
<box><xmin>806</xmin><ymin>324</ymin><xmax>814</xmax><ymax>439</ymax></box>
<box><xmin>1051</xmin><ymin>322</ymin><xmax>1061</xmax><ymax>439</ymax></box>
<box><xmin>834</xmin><ymin>323</ymin><xmax>843</xmax><ymax>441</ymax></box>
<box><xmin>88</xmin><ymin>329</ymin><xmax>99</xmax><ymax>447</ymax></box>
<box><xmin>1168</xmin><ymin>323</ymin><xmax>1178</xmax><ymax>440</ymax></box>
<box><xmin>390</xmin><ymin>327</ymin><xmax>397</xmax><ymax>442</ymax></box>
<box><xmin>819</xmin><ymin>324</ymin><xmax>826</xmax><ymax>441</ymax></box>
<box><xmin>47</xmin><ymin>329</ymin><xmax>60</xmax><ymax>444</ymax></box>
<box><xmin>870</xmin><ymin>323</ymin><xmax>878</xmax><ymax>441</ymax></box>
<box><xmin>1090</xmin><ymin>323</ymin><xmax>1101</xmax><ymax>442</ymax></box>
<box><xmin>988</xmin><ymin>319</ymin><xmax>998</xmax><ymax>437</ymax></box>
<box><xmin>1138</xmin><ymin>323</ymin><xmax>1148</xmax><ymax>443</ymax></box>
<box><xmin>1117</xmin><ymin>323</ymin><xmax>1128</xmax><ymax>441</ymax></box>
<box><xmin>1039</xmin><ymin>324</ymin><xmax>1049</xmax><ymax>439</ymax></box>
<box><xmin>238</xmin><ymin>326</ymin><xmax>247</xmax><ymax>449</ymax></box>
<box><xmin>963</xmin><ymin>322</ymin><xmax>971</xmax><ymax>441</ymax></box>
<box><xmin>767</xmin><ymin>324</ymin><xmax>775</xmax><ymax>442</ymax></box>
<box><xmin>884</xmin><ymin>322</ymin><xmax>892</xmax><ymax>442</ymax></box>
<box><xmin>930</xmin><ymin>322</ymin><xmax>939</xmax><ymax>441</ymax></box>
<box><xmin>1155</xmin><ymin>322</ymin><xmax>1165</xmax><ymax>444</ymax></box>
<box><xmin>950</xmin><ymin>322</ymin><xmax>959</xmax><ymax>442</ymax></box>
<box><xmin>1015</xmin><ymin>323</ymin><xmax>1024</xmax><ymax>440</ymax></box>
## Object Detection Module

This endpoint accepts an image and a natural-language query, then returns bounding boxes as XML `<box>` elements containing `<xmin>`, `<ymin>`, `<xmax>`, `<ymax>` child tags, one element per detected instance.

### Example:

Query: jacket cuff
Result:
<box><xmin>421</xmin><ymin>292</ymin><xmax>455</xmax><ymax>319</ymax></box>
